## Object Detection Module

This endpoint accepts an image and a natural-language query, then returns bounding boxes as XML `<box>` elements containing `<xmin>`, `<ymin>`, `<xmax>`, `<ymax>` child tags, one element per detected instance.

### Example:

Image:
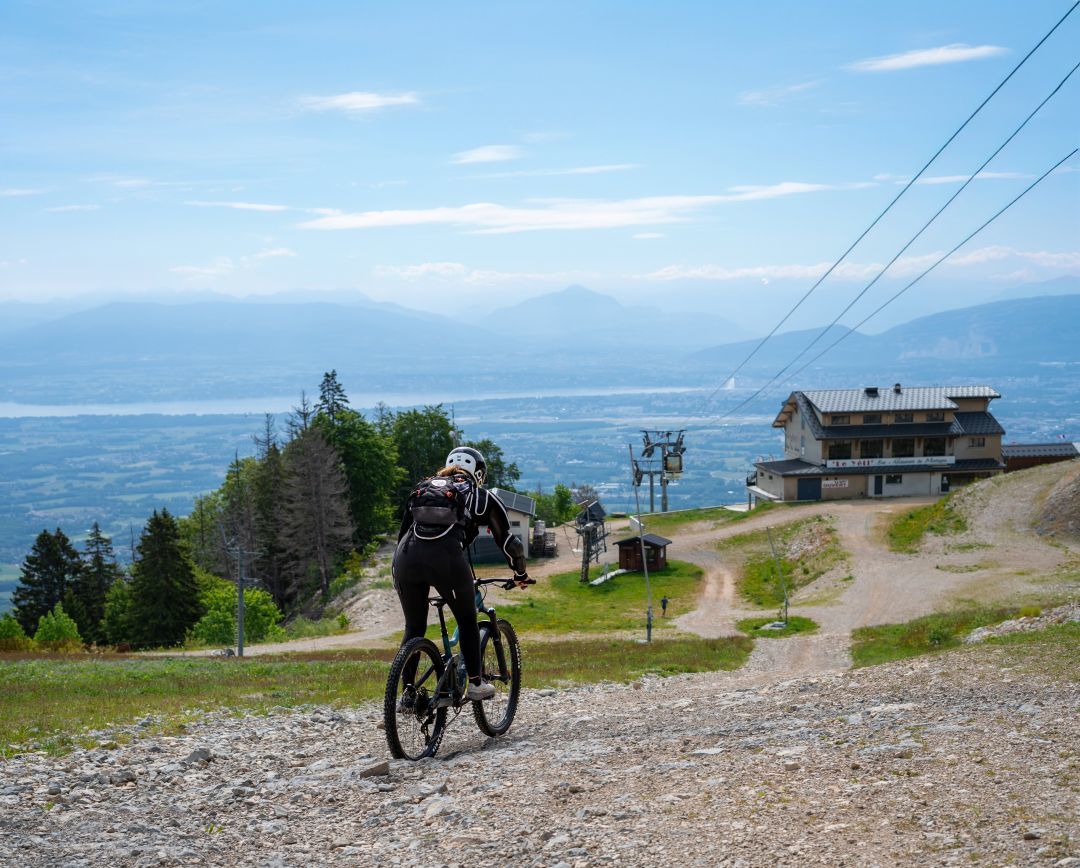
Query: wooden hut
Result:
<box><xmin>615</xmin><ymin>533</ymin><xmax>672</xmax><ymax>571</ymax></box>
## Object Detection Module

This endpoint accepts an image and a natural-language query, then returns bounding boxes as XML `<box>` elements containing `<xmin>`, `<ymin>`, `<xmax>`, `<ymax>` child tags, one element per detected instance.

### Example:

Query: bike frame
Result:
<box><xmin>427</xmin><ymin>579</ymin><xmax>510</xmax><ymax>708</ymax></box>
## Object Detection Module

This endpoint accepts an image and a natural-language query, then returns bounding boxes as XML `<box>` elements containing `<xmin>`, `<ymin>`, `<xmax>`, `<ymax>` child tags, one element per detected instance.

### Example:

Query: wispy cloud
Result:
<box><xmin>374</xmin><ymin>261</ymin><xmax>589</xmax><ymax>285</ymax></box>
<box><xmin>468</xmin><ymin>163</ymin><xmax>641</xmax><ymax>179</ymax></box>
<box><xmin>171</xmin><ymin>248</ymin><xmax>299</xmax><ymax>281</ymax></box>
<box><xmin>875</xmin><ymin>170</ymin><xmax>1031</xmax><ymax>185</ymax></box>
<box><xmin>2</xmin><ymin>188</ymin><xmax>45</xmax><ymax>197</ymax></box>
<box><xmin>633</xmin><ymin>232</ymin><xmax>666</xmax><ymax>240</ymax></box>
<box><xmin>450</xmin><ymin>145</ymin><xmax>524</xmax><ymax>165</ymax></box>
<box><xmin>186</xmin><ymin>200</ymin><xmax>290</xmax><ymax>212</ymax></box>
<box><xmin>849</xmin><ymin>43</ymin><xmax>1008</xmax><ymax>72</ymax></box>
<box><xmin>639</xmin><ymin>245</ymin><xmax>1080</xmax><ymax>281</ymax></box>
<box><xmin>300</xmin><ymin>182</ymin><xmax>866</xmax><ymax>234</ymax></box>
<box><xmin>247</xmin><ymin>247</ymin><xmax>297</xmax><ymax>261</ymax></box>
<box><xmin>44</xmin><ymin>204</ymin><xmax>101</xmax><ymax>212</ymax></box>
<box><xmin>297</xmin><ymin>91</ymin><xmax>420</xmax><ymax>114</ymax></box>
<box><xmin>737</xmin><ymin>80</ymin><xmax>822</xmax><ymax>106</ymax></box>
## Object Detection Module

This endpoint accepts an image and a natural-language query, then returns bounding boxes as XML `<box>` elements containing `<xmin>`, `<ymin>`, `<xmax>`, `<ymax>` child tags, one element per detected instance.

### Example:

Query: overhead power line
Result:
<box><xmin>707</xmin><ymin>61</ymin><xmax>1080</xmax><ymax>423</ymax></box>
<box><xmin>683</xmin><ymin>0</ymin><xmax>1079</xmax><ymax>426</ymax></box>
<box><xmin>782</xmin><ymin>148</ymin><xmax>1077</xmax><ymax>383</ymax></box>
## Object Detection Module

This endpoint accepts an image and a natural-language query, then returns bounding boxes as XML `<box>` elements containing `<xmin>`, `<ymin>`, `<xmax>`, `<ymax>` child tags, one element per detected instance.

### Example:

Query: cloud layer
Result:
<box><xmin>298</xmin><ymin>91</ymin><xmax>419</xmax><ymax>114</ymax></box>
<box><xmin>849</xmin><ymin>43</ymin><xmax>1008</xmax><ymax>72</ymax></box>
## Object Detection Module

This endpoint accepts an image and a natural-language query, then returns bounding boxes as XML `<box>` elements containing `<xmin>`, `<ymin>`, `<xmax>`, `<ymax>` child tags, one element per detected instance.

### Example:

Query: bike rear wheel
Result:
<box><xmin>473</xmin><ymin>619</ymin><xmax>521</xmax><ymax>737</ymax></box>
<box><xmin>384</xmin><ymin>637</ymin><xmax>448</xmax><ymax>760</ymax></box>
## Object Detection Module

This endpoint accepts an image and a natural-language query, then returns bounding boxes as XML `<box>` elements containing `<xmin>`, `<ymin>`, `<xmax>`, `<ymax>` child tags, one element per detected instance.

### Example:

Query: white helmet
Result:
<box><xmin>445</xmin><ymin>446</ymin><xmax>486</xmax><ymax>484</ymax></box>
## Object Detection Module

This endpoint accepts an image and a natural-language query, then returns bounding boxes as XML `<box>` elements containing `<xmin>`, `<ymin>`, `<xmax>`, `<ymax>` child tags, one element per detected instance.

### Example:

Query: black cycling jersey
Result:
<box><xmin>396</xmin><ymin>483</ymin><xmax>527</xmax><ymax>577</ymax></box>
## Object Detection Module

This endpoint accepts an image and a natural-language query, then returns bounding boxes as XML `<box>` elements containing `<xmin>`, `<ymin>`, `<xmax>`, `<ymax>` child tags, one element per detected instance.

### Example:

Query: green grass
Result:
<box><xmin>887</xmin><ymin>496</ymin><xmax>967</xmax><ymax>553</ymax></box>
<box><xmin>850</xmin><ymin>605</ymin><xmax>1032</xmax><ymax>667</ymax></box>
<box><xmin>634</xmin><ymin>501</ymin><xmax>785</xmax><ymax>536</ymax></box>
<box><xmin>719</xmin><ymin>516</ymin><xmax>846</xmax><ymax>608</ymax></box>
<box><xmin>736</xmin><ymin>615</ymin><xmax>819</xmax><ymax>638</ymax></box>
<box><xmin>280</xmin><ymin>615</ymin><xmax>351</xmax><ymax>641</ymax></box>
<box><xmin>0</xmin><ymin>634</ymin><xmax>752</xmax><ymax>756</ymax></box>
<box><xmin>983</xmin><ymin>622</ymin><xmax>1080</xmax><ymax>681</ymax></box>
<box><xmin>494</xmin><ymin>559</ymin><xmax>704</xmax><ymax>633</ymax></box>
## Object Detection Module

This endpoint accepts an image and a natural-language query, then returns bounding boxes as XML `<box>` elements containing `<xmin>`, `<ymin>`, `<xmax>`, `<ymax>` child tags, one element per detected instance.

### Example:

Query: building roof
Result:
<box><xmin>615</xmin><ymin>533</ymin><xmax>672</xmax><ymax>548</ymax></box>
<box><xmin>783</xmin><ymin>393</ymin><xmax>1004</xmax><ymax>440</ymax></box>
<box><xmin>1002</xmin><ymin>442</ymin><xmax>1080</xmax><ymax>459</ymax></box>
<box><xmin>777</xmin><ymin>385</ymin><xmax>999</xmax><ymax>422</ymax></box>
<box><xmin>491</xmin><ymin>488</ymin><xmax>536</xmax><ymax>516</ymax></box>
<box><xmin>754</xmin><ymin>457</ymin><xmax>1004</xmax><ymax>477</ymax></box>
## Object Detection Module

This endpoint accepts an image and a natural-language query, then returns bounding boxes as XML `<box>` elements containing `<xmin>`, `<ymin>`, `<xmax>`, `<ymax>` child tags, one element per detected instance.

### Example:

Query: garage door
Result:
<box><xmin>797</xmin><ymin>478</ymin><xmax>822</xmax><ymax>500</ymax></box>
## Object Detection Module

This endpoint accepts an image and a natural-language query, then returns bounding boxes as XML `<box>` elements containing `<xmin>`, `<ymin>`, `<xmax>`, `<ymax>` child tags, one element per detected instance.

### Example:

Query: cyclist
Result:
<box><xmin>393</xmin><ymin>446</ymin><xmax>529</xmax><ymax>701</ymax></box>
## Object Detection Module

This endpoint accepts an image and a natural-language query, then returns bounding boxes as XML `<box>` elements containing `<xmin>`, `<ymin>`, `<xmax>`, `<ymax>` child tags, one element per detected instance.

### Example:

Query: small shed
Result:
<box><xmin>469</xmin><ymin>488</ymin><xmax>536</xmax><ymax>564</ymax></box>
<box><xmin>615</xmin><ymin>533</ymin><xmax>672</xmax><ymax>571</ymax></box>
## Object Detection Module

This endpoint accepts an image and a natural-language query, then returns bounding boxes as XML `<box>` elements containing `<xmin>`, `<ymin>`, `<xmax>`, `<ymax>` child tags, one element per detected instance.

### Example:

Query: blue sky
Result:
<box><xmin>1</xmin><ymin>1</ymin><xmax>1077</xmax><ymax>330</ymax></box>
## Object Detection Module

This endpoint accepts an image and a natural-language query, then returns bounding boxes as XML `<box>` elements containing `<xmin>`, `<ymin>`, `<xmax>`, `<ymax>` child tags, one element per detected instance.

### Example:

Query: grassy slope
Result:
<box><xmin>0</xmin><ymin>634</ymin><xmax>752</xmax><ymax>755</ymax></box>
<box><xmin>849</xmin><ymin>604</ymin><xmax>1047</xmax><ymax>667</ymax></box>
<box><xmin>493</xmin><ymin>560</ymin><xmax>704</xmax><ymax>633</ymax></box>
<box><xmin>718</xmin><ymin>516</ymin><xmax>846</xmax><ymax>608</ymax></box>
<box><xmin>887</xmin><ymin>496</ymin><xmax>967</xmax><ymax>553</ymax></box>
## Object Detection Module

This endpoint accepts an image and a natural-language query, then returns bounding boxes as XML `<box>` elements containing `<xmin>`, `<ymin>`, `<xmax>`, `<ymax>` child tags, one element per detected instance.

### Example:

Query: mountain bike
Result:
<box><xmin>383</xmin><ymin>576</ymin><xmax>533</xmax><ymax>760</ymax></box>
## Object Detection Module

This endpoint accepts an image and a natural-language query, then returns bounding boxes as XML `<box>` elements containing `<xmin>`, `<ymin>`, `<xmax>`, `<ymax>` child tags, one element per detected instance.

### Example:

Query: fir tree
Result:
<box><xmin>129</xmin><ymin>509</ymin><xmax>203</xmax><ymax>647</ymax></box>
<box><xmin>12</xmin><ymin>528</ymin><xmax>82</xmax><ymax>635</ymax></box>
<box><xmin>315</xmin><ymin>370</ymin><xmax>350</xmax><ymax>425</ymax></box>
<box><xmin>66</xmin><ymin>522</ymin><xmax>123</xmax><ymax>644</ymax></box>
<box><xmin>252</xmin><ymin>415</ymin><xmax>287</xmax><ymax>609</ymax></box>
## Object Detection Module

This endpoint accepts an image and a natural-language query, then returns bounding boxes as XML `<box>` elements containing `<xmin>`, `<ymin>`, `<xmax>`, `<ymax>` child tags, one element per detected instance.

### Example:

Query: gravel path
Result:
<box><xmin>2</xmin><ymin>640</ymin><xmax>1076</xmax><ymax>867</ymax></box>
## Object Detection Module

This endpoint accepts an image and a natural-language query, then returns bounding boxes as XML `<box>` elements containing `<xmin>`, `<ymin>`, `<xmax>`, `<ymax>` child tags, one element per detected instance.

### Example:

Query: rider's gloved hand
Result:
<box><xmin>515</xmin><ymin>572</ymin><xmax>531</xmax><ymax>589</ymax></box>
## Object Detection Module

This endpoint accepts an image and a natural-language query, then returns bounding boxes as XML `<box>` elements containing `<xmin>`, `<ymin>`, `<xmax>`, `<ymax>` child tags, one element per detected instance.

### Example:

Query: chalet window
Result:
<box><xmin>886</xmin><ymin>474</ymin><xmax>903</xmax><ymax>484</ymax></box>
<box><xmin>831</xmin><ymin>415</ymin><xmax>850</xmax><ymax>425</ymax></box>
<box><xmin>828</xmin><ymin>441</ymin><xmax>852</xmax><ymax>460</ymax></box>
<box><xmin>893</xmin><ymin>412</ymin><xmax>913</xmax><ymax>423</ymax></box>
<box><xmin>511</xmin><ymin>520</ymin><xmax>521</xmax><ymax>527</ymax></box>
<box><xmin>860</xmin><ymin>439</ymin><xmax>884</xmax><ymax>459</ymax></box>
<box><xmin>892</xmin><ymin>438</ymin><xmax>915</xmax><ymax>458</ymax></box>
<box><xmin>924</xmin><ymin>437</ymin><xmax>946</xmax><ymax>456</ymax></box>
<box><xmin>862</xmin><ymin>414</ymin><xmax>882</xmax><ymax>424</ymax></box>
<box><xmin>968</xmin><ymin>437</ymin><xmax>985</xmax><ymax>447</ymax></box>
<box><xmin>926</xmin><ymin>411</ymin><xmax>945</xmax><ymax>422</ymax></box>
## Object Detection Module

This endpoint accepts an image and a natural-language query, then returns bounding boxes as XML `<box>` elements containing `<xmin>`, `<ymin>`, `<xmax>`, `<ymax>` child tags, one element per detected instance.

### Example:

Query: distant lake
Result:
<box><xmin>0</xmin><ymin>386</ymin><xmax>702</xmax><ymax>419</ymax></box>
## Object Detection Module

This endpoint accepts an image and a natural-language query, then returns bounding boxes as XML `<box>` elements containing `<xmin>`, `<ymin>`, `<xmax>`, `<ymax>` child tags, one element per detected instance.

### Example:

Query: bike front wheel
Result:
<box><xmin>473</xmin><ymin>618</ymin><xmax>521</xmax><ymax>737</ymax></box>
<box><xmin>384</xmin><ymin>637</ymin><xmax>448</xmax><ymax>760</ymax></box>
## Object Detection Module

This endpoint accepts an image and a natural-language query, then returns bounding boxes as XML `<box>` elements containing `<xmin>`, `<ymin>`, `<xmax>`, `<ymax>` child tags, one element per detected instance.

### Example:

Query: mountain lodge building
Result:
<box><xmin>748</xmin><ymin>384</ymin><xmax>1005</xmax><ymax>502</ymax></box>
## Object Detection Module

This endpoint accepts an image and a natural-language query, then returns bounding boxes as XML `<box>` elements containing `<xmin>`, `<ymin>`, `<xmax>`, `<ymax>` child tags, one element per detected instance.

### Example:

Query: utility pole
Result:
<box><xmin>628</xmin><ymin>444</ymin><xmax>653</xmax><ymax>643</ymax></box>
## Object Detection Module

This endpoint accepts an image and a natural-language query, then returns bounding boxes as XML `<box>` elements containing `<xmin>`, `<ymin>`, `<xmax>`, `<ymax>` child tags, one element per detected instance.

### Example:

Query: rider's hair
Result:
<box><xmin>435</xmin><ymin>465</ymin><xmax>458</xmax><ymax>478</ymax></box>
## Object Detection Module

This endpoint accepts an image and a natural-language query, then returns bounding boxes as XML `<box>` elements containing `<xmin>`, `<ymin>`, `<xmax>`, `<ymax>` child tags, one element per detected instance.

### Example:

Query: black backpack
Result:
<box><xmin>408</xmin><ymin>472</ymin><xmax>475</xmax><ymax>531</ymax></box>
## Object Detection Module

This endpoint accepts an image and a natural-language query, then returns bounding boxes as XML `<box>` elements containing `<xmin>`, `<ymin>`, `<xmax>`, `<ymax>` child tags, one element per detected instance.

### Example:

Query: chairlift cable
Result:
<box><xmin>704</xmin><ymin>61</ymin><xmax>1080</xmax><ymax>424</ymax></box>
<box><xmin>680</xmin><ymin>0</ymin><xmax>1079</xmax><ymax>428</ymax></box>
<box><xmin>783</xmin><ymin>148</ymin><xmax>1077</xmax><ymax>382</ymax></box>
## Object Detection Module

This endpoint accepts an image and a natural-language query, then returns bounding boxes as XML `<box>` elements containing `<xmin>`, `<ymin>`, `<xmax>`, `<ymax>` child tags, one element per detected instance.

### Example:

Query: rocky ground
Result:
<box><xmin>2</xmin><ymin>636</ymin><xmax>1077</xmax><ymax>867</ymax></box>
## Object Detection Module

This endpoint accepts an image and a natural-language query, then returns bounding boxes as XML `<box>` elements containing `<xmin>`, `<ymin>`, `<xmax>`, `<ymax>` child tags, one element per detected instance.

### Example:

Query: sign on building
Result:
<box><xmin>825</xmin><ymin>455</ymin><xmax>956</xmax><ymax>470</ymax></box>
<box><xmin>821</xmin><ymin>479</ymin><xmax>849</xmax><ymax>489</ymax></box>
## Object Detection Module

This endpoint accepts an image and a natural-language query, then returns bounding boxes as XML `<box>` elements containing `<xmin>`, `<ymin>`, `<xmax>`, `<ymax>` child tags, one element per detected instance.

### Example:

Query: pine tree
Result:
<box><xmin>12</xmin><ymin>528</ymin><xmax>83</xmax><ymax>635</ymax></box>
<box><xmin>129</xmin><ymin>509</ymin><xmax>203</xmax><ymax>647</ymax></box>
<box><xmin>65</xmin><ymin>522</ymin><xmax>123</xmax><ymax>644</ymax></box>
<box><xmin>316</xmin><ymin>370</ymin><xmax>350</xmax><ymax>425</ymax></box>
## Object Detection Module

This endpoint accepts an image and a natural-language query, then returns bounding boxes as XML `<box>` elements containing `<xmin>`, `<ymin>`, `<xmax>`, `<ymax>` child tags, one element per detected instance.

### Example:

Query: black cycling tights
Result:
<box><xmin>392</xmin><ymin>531</ymin><xmax>481</xmax><ymax>682</ymax></box>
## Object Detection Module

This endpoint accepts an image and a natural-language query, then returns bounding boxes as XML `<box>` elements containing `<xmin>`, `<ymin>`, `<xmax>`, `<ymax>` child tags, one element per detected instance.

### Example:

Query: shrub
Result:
<box><xmin>102</xmin><ymin>580</ymin><xmax>135</xmax><ymax>646</ymax></box>
<box><xmin>190</xmin><ymin>575</ymin><xmax>285</xmax><ymax>646</ymax></box>
<box><xmin>33</xmin><ymin>603</ymin><xmax>83</xmax><ymax>651</ymax></box>
<box><xmin>0</xmin><ymin>612</ymin><xmax>33</xmax><ymax>651</ymax></box>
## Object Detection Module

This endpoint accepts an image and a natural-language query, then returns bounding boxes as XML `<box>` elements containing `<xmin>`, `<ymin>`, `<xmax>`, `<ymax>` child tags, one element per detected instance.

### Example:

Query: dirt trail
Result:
<box><xmin>204</xmin><ymin>464</ymin><xmax>1078</xmax><ymax>671</ymax></box>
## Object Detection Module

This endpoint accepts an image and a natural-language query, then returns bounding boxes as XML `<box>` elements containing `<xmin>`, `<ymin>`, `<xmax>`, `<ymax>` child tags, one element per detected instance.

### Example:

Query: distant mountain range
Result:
<box><xmin>0</xmin><ymin>284</ymin><xmax>1077</xmax><ymax>404</ymax></box>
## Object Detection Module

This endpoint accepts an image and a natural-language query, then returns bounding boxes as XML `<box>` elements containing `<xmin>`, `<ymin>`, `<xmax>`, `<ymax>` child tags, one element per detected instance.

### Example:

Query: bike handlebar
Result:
<box><xmin>475</xmin><ymin>577</ymin><xmax>536</xmax><ymax>590</ymax></box>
